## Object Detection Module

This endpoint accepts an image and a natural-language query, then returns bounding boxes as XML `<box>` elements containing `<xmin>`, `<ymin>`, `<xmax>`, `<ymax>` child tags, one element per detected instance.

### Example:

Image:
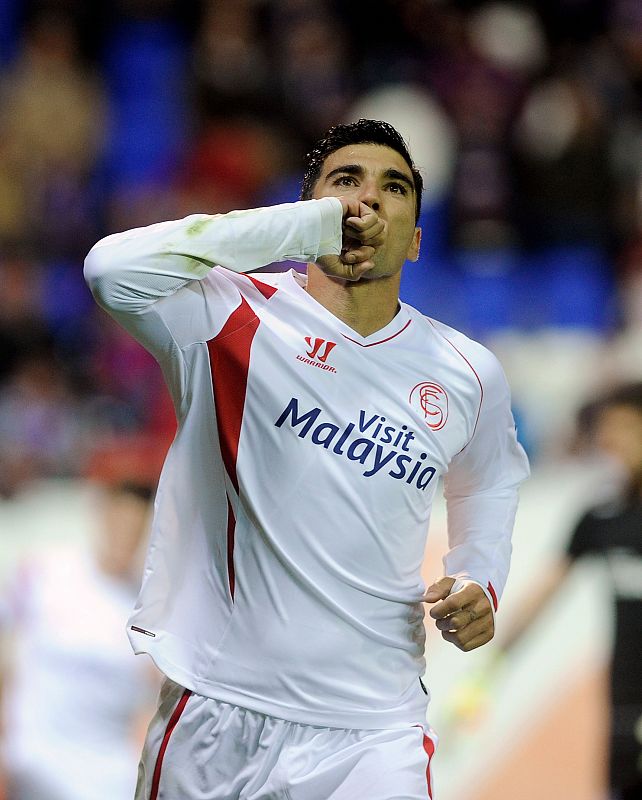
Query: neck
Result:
<box><xmin>305</xmin><ymin>264</ymin><xmax>402</xmax><ymax>337</ymax></box>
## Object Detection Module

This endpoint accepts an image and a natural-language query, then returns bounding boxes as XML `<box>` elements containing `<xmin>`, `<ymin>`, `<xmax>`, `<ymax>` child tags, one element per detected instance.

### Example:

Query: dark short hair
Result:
<box><xmin>601</xmin><ymin>382</ymin><xmax>642</xmax><ymax>414</ymax></box>
<box><xmin>578</xmin><ymin>382</ymin><xmax>642</xmax><ymax>436</ymax></box>
<box><xmin>300</xmin><ymin>119</ymin><xmax>423</xmax><ymax>223</ymax></box>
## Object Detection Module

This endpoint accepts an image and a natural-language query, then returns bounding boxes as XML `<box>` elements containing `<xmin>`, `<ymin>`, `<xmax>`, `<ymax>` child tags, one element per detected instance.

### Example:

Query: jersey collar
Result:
<box><xmin>283</xmin><ymin>269</ymin><xmax>412</xmax><ymax>348</ymax></box>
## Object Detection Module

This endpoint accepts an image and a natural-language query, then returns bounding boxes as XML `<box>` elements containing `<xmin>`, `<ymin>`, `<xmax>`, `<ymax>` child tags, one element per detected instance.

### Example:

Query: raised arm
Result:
<box><xmin>83</xmin><ymin>198</ymin><xmax>344</xmax><ymax>409</ymax></box>
<box><xmin>85</xmin><ymin>198</ymin><xmax>343</xmax><ymax>340</ymax></box>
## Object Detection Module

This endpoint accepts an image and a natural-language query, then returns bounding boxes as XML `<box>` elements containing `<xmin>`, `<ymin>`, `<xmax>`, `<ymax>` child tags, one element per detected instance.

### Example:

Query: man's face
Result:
<box><xmin>311</xmin><ymin>143</ymin><xmax>421</xmax><ymax>280</ymax></box>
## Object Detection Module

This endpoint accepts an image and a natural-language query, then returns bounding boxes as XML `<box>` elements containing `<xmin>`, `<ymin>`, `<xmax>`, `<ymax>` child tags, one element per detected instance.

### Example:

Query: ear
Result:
<box><xmin>407</xmin><ymin>226</ymin><xmax>421</xmax><ymax>262</ymax></box>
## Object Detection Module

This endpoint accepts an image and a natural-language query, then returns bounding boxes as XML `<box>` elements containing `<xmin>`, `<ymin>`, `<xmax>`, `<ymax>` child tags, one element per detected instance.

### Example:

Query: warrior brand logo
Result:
<box><xmin>275</xmin><ymin>397</ymin><xmax>437</xmax><ymax>491</ymax></box>
<box><xmin>305</xmin><ymin>336</ymin><xmax>336</xmax><ymax>362</ymax></box>
<box><xmin>296</xmin><ymin>337</ymin><xmax>337</xmax><ymax>373</ymax></box>
<box><xmin>409</xmin><ymin>382</ymin><xmax>449</xmax><ymax>431</ymax></box>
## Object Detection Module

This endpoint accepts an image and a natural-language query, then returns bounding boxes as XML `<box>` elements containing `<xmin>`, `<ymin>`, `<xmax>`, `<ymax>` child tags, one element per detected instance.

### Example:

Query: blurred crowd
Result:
<box><xmin>0</xmin><ymin>0</ymin><xmax>641</xmax><ymax>495</ymax></box>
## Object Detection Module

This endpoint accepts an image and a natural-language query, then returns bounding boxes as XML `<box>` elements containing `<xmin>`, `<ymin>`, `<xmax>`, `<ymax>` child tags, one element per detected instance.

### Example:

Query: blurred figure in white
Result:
<box><xmin>0</xmin><ymin>480</ymin><xmax>159</xmax><ymax>800</ymax></box>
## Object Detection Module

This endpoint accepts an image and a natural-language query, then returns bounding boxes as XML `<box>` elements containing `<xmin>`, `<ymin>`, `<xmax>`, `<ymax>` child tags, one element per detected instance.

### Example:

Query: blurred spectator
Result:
<box><xmin>177</xmin><ymin>117</ymin><xmax>291</xmax><ymax>214</ymax></box>
<box><xmin>512</xmin><ymin>72</ymin><xmax>611</xmax><ymax>249</ymax></box>
<box><xmin>0</xmin><ymin>8</ymin><xmax>105</xmax><ymax>257</ymax></box>
<box><xmin>193</xmin><ymin>0</ymin><xmax>272</xmax><ymax>118</ymax></box>
<box><xmin>500</xmin><ymin>383</ymin><xmax>642</xmax><ymax>800</ymax></box>
<box><xmin>0</xmin><ymin>479</ymin><xmax>160</xmax><ymax>800</ymax></box>
<box><xmin>0</xmin><ymin>351</ymin><xmax>88</xmax><ymax>497</ymax></box>
<box><xmin>0</xmin><ymin>255</ymin><xmax>48</xmax><ymax>385</ymax></box>
<box><xmin>425</xmin><ymin>3</ymin><xmax>532</xmax><ymax>251</ymax></box>
<box><xmin>271</xmin><ymin>0</ymin><xmax>353</xmax><ymax>139</ymax></box>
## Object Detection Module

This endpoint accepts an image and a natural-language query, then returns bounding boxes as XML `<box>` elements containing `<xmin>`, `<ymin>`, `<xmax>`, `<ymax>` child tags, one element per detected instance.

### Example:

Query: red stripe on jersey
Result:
<box><xmin>422</xmin><ymin>733</ymin><xmax>435</xmax><ymax>799</ymax></box>
<box><xmin>226</xmin><ymin>496</ymin><xmax>236</xmax><ymax>599</ymax></box>
<box><xmin>427</xmin><ymin>319</ymin><xmax>483</xmax><ymax>450</ymax></box>
<box><xmin>208</xmin><ymin>295</ymin><xmax>265</xmax><ymax>601</ymax></box>
<box><xmin>245</xmin><ymin>274</ymin><xmax>278</xmax><ymax>299</ymax></box>
<box><xmin>207</xmin><ymin>297</ymin><xmax>260</xmax><ymax>494</ymax></box>
<box><xmin>149</xmin><ymin>688</ymin><xmax>192</xmax><ymax>800</ymax></box>
<box><xmin>341</xmin><ymin>318</ymin><xmax>412</xmax><ymax>347</ymax></box>
<box><xmin>487</xmin><ymin>581</ymin><xmax>498</xmax><ymax>612</ymax></box>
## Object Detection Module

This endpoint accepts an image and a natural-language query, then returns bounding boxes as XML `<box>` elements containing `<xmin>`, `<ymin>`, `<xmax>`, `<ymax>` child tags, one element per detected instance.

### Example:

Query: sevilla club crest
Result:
<box><xmin>409</xmin><ymin>382</ymin><xmax>449</xmax><ymax>431</ymax></box>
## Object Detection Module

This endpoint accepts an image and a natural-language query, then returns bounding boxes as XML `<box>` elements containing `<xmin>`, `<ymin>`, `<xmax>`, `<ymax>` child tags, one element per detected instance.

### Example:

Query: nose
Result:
<box><xmin>358</xmin><ymin>180</ymin><xmax>381</xmax><ymax>212</ymax></box>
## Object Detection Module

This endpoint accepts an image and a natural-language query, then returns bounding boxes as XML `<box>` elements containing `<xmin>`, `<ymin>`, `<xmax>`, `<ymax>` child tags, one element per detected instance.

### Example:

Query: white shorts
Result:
<box><xmin>136</xmin><ymin>679</ymin><xmax>437</xmax><ymax>800</ymax></box>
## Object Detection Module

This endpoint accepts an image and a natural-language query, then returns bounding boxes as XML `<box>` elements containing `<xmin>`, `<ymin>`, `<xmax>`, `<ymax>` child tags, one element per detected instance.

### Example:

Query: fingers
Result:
<box><xmin>344</xmin><ymin>212</ymin><xmax>386</xmax><ymax>247</ymax></box>
<box><xmin>315</xmin><ymin>252</ymin><xmax>375</xmax><ymax>281</ymax></box>
<box><xmin>428</xmin><ymin>583</ymin><xmax>489</xmax><ymax>621</ymax></box>
<box><xmin>425</xmin><ymin>580</ymin><xmax>495</xmax><ymax>652</ymax></box>
<box><xmin>338</xmin><ymin>196</ymin><xmax>362</xmax><ymax>219</ymax></box>
<box><xmin>438</xmin><ymin>607</ymin><xmax>494</xmax><ymax>651</ymax></box>
<box><xmin>317</xmin><ymin>201</ymin><xmax>384</xmax><ymax>280</ymax></box>
<box><xmin>422</xmin><ymin>576</ymin><xmax>456</xmax><ymax>603</ymax></box>
<box><xmin>343</xmin><ymin>256</ymin><xmax>376</xmax><ymax>280</ymax></box>
<box><xmin>342</xmin><ymin>244</ymin><xmax>375</xmax><ymax>265</ymax></box>
<box><xmin>434</xmin><ymin>602</ymin><xmax>492</xmax><ymax>633</ymax></box>
<box><xmin>344</xmin><ymin>210</ymin><xmax>382</xmax><ymax>235</ymax></box>
<box><xmin>440</xmin><ymin>617</ymin><xmax>495</xmax><ymax>652</ymax></box>
<box><xmin>434</xmin><ymin>617</ymin><xmax>494</xmax><ymax>650</ymax></box>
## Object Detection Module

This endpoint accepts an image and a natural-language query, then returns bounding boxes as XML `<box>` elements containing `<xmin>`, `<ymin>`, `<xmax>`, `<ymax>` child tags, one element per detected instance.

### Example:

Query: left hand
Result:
<box><xmin>423</xmin><ymin>577</ymin><xmax>495</xmax><ymax>652</ymax></box>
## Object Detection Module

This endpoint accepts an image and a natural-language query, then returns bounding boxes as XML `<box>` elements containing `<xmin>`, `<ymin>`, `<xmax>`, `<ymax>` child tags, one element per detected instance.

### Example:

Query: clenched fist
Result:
<box><xmin>423</xmin><ymin>577</ymin><xmax>495</xmax><ymax>652</ymax></box>
<box><xmin>316</xmin><ymin>198</ymin><xmax>387</xmax><ymax>281</ymax></box>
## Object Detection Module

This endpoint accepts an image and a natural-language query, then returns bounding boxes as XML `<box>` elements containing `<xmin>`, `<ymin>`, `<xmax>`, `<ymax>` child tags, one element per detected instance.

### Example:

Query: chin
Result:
<box><xmin>359</xmin><ymin>265</ymin><xmax>400</xmax><ymax>282</ymax></box>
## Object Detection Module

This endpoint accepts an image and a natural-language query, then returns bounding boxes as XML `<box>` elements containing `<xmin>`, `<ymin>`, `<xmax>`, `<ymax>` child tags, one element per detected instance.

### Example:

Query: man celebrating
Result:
<box><xmin>85</xmin><ymin>119</ymin><xmax>529</xmax><ymax>799</ymax></box>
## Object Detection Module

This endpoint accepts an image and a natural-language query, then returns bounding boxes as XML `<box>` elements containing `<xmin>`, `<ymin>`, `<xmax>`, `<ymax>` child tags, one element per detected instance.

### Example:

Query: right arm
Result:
<box><xmin>84</xmin><ymin>195</ymin><xmax>383</xmax><ymax>357</ymax></box>
<box><xmin>84</xmin><ymin>198</ymin><xmax>344</xmax><ymax>352</ymax></box>
<box><xmin>84</xmin><ymin>198</ymin><xmax>347</xmax><ymax>411</ymax></box>
<box><xmin>84</xmin><ymin>197</ymin><xmax>384</xmax><ymax>412</ymax></box>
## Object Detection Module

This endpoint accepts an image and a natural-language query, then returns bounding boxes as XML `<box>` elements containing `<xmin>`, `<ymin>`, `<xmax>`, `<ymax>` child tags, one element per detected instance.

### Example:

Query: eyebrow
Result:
<box><xmin>324</xmin><ymin>164</ymin><xmax>415</xmax><ymax>192</ymax></box>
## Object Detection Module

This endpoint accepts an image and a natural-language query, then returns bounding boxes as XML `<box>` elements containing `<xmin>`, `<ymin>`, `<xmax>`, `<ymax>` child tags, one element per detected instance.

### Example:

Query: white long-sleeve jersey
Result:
<box><xmin>84</xmin><ymin>197</ymin><xmax>529</xmax><ymax>729</ymax></box>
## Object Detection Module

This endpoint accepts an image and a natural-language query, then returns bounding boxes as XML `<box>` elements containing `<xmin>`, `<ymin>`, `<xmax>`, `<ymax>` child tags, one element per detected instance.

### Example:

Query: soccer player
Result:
<box><xmin>84</xmin><ymin>119</ymin><xmax>529</xmax><ymax>799</ymax></box>
<box><xmin>501</xmin><ymin>383</ymin><xmax>642</xmax><ymax>800</ymax></box>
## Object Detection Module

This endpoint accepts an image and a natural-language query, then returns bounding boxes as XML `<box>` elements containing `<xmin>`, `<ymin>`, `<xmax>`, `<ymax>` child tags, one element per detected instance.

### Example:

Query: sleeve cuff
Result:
<box><xmin>315</xmin><ymin>196</ymin><xmax>343</xmax><ymax>259</ymax></box>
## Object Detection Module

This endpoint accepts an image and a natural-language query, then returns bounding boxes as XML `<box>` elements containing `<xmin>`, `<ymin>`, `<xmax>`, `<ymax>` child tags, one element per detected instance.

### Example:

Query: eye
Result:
<box><xmin>334</xmin><ymin>175</ymin><xmax>357</xmax><ymax>187</ymax></box>
<box><xmin>387</xmin><ymin>182</ymin><xmax>408</xmax><ymax>195</ymax></box>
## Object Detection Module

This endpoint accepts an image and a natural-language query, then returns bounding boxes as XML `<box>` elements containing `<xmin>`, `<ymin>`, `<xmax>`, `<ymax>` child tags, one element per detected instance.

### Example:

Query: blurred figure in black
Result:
<box><xmin>504</xmin><ymin>382</ymin><xmax>642</xmax><ymax>800</ymax></box>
